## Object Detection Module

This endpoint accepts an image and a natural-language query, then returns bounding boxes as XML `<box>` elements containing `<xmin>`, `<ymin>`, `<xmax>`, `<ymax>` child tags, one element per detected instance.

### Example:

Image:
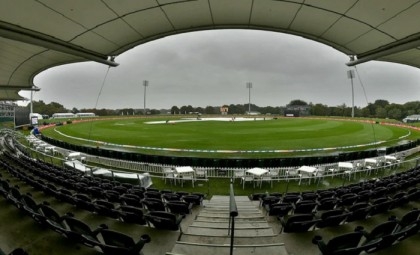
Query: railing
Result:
<box><xmin>228</xmin><ymin>178</ymin><xmax>238</xmax><ymax>255</ymax></box>
<box><xmin>9</xmin><ymin>131</ymin><xmax>420</xmax><ymax>182</ymax></box>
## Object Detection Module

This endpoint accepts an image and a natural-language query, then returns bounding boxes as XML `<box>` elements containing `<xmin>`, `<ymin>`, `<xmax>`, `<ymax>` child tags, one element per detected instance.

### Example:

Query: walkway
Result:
<box><xmin>169</xmin><ymin>195</ymin><xmax>288</xmax><ymax>255</ymax></box>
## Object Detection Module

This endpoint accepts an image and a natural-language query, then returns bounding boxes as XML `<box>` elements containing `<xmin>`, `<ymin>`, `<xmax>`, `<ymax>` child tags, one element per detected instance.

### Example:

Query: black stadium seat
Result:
<box><xmin>312</xmin><ymin>230</ymin><xmax>364</xmax><ymax>255</ymax></box>
<box><xmin>97</xmin><ymin>230</ymin><xmax>151</xmax><ymax>255</ymax></box>
<box><xmin>280</xmin><ymin>214</ymin><xmax>320</xmax><ymax>233</ymax></box>
<box><xmin>119</xmin><ymin>205</ymin><xmax>147</xmax><ymax>225</ymax></box>
<box><xmin>145</xmin><ymin>211</ymin><xmax>183</xmax><ymax>231</ymax></box>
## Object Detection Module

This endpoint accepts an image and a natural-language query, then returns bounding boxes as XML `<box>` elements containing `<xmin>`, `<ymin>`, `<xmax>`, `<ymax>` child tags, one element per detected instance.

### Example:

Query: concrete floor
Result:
<box><xmin>2</xmin><ymin>163</ymin><xmax>420</xmax><ymax>255</ymax></box>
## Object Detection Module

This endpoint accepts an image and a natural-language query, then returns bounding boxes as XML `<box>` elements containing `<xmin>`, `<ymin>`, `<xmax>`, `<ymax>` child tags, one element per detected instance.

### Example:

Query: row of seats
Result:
<box><xmin>0</xmin><ymin>152</ymin><xmax>204</xmax><ymax>229</ymax></box>
<box><xmin>2</xmin><ymin>151</ymin><xmax>205</xmax><ymax>207</ymax></box>
<box><xmin>254</xmin><ymin>167</ymin><xmax>420</xmax><ymax>204</ymax></box>
<box><xmin>0</xmin><ymin>181</ymin><xmax>151</xmax><ymax>255</ymax></box>
<box><xmin>266</xmin><ymin>190</ymin><xmax>420</xmax><ymax>225</ymax></box>
<box><xmin>312</xmin><ymin>208</ymin><xmax>420</xmax><ymax>255</ymax></box>
<box><xmin>250</xmin><ymin>166</ymin><xmax>420</xmax><ymax>233</ymax></box>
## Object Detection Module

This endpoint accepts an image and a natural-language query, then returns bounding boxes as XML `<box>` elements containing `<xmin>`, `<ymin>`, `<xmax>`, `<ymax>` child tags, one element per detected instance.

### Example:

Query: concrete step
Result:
<box><xmin>198</xmin><ymin>211</ymin><xmax>263</xmax><ymax>218</ymax></box>
<box><xmin>203</xmin><ymin>205</ymin><xmax>259</xmax><ymax>209</ymax></box>
<box><xmin>210</xmin><ymin>195</ymin><xmax>251</xmax><ymax>201</ymax></box>
<box><xmin>194</xmin><ymin>218</ymin><xmax>267</xmax><ymax>223</ymax></box>
<box><xmin>196</xmin><ymin>215</ymin><xmax>265</xmax><ymax>222</ymax></box>
<box><xmin>190</xmin><ymin>221</ymin><xmax>270</xmax><ymax>229</ymax></box>
<box><xmin>179</xmin><ymin>234</ymin><xmax>282</xmax><ymax>245</ymax></box>
<box><xmin>204</xmin><ymin>203</ymin><xmax>258</xmax><ymax>208</ymax></box>
<box><xmin>205</xmin><ymin>199</ymin><xmax>254</xmax><ymax>203</ymax></box>
<box><xmin>170</xmin><ymin>242</ymin><xmax>288</xmax><ymax>255</ymax></box>
<box><xmin>199</xmin><ymin>210</ymin><xmax>263</xmax><ymax>216</ymax></box>
<box><xmin>184</xmin><ymin>226</ymin><xmax>275</xmax><ymax>237</ymax></box>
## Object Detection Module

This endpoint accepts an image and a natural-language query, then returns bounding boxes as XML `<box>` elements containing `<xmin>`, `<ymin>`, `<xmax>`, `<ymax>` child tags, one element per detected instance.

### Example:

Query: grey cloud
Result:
<box><xmin>20</xmin><ymin>30</ymin><xmax>420</xmax><ymax>111</ymax></box>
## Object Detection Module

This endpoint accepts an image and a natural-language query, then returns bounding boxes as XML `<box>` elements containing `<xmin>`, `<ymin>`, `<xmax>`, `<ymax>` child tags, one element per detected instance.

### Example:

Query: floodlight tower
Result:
<box><xmin>143</xmin><ymin>80</ymin><xmax>149</xmax><ymax>115</ymax></box>
<box><xmin>29</xmin><ymin>86</ymin><xmax>40</xmax><ymax>114</ymax></box>
<box><xmin>30</xmin><ymin>89</ymin><xmax>33</xmax><ymax>114</ymax></box>
<box><xmin>246</xmin><ymin>82</ymin><xmax>252</xmax><ymax>114</ymax></box>
<box><xmin>347</xmin><ymin>70</ymin><xmax>355</xmax><ymax>118</ymax></box>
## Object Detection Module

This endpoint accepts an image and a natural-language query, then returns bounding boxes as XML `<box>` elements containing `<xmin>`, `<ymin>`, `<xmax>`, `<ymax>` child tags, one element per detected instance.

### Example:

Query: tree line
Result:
<box><xmin>24</xmin><ymin>99</ymin><xmax>420</xmax><ymax>121</ymax></box>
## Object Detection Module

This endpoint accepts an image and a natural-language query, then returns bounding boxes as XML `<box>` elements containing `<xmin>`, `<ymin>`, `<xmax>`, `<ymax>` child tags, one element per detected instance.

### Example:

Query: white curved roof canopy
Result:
<box><xmin>1</xmin><ymin>0</ymin><xmax>420</xmax><ymax>101</ymax></box>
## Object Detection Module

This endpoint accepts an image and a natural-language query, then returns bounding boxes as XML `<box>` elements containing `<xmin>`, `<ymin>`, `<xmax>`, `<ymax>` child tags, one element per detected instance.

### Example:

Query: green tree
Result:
<box><xmin>180</xmin><ymin>106</ymin><xmax>188</xmax><ymax>114</ymax></box>
<box><xmin>403</xmin><ymin>101</ymin><xmax>420</xmax><ymax>115</ymax></box>
<box><xmin>373</xmin><ymin>99</ymin><xmax>390</xmax><ymax>109</ymax></box>
<box><xmin>150</xmin><ymin>109</ymin><xmax>161</xmax><ymax>115</ymax></box>
<box><xmin>186</xmin><ymin>105</ymin><xmax>194</xmax><ymax>114</ymax></box>
<box><xmin>288</xmin><ymin>99</ymin><xmax>308</xmax><ymax>106</ymax></box>
<box><xmin>311</xmin><ymin>104</ymin><xmax>329</xmax><ymax>116</ymax></box>
<box><xmin>204</xmin><ymin>106</ymin><xmax>215</xmax><ymax>114</ymax></box>
<box><xmin>375</xmin><ymin>107</ymin><xmax>387</xmax><ymax>119</ymax></box>
<box><xmin>171</xmin><ymin>106</ymin><xmax>179</xmax><ymax>114</ymax></box>
<box><xmin>32</xmin><ymin>101</ymin><xmax>67</xmax><ymax>117</ymax></box>
<box><xmin>386</xmin><ymin>104</ymin><xmax>403</xmax><ymax>120</ymax></box>
<box><xmin>195</xmin><ymin>107</ymin><xmax>204</xmax><ymax>114</ymax></box>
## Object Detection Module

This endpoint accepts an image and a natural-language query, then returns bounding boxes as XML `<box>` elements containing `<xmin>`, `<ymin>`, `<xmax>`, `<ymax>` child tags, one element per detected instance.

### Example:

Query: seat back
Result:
<box><xmin>346</xmin><ymin>205</ymin><xmax>371</xmax><ymax>223</ymax></box>
<box><xmin>0</xmin><ymin>179</ymin><xmax>10</xmax><ymax>197</ymax></box>
<box><xmin>399</xmin><ymin>209</ymin><xmax>420</xmax><ymax>227</ymax></box>
<box><xmin>317</xmin><ymin>198</ymin><xmax>337</xmax><ymax>211</ymax></box>
<box><xmin>362</xmin><ymin>221</ymin><xmax>399</xmax><ymax>253</ymax></box>
<box><xmin>282</xmin><ymin>194</ymin><xmax>300</xmax><ymax>204</ymax></box>
<box><xmin>39</xmin><ymin>204</ymin><xmax>62</xmax><ymax>223</ymax></box>
<box><xmin>142</xmin><ymin>198</ymin><xmax>165</xmax><ymax>211</ymax></box>
<box><xmin>120</xmin><ymin>205</ymin><xmax>146</xmax><ymax>225</ymax></box>
<box><xmin>338</xmin><ymin>193</ymin><xmax>358</xmax><ymax>207</ymax></box>
<box><xmin>144</xmin><ymin>191</ymin><xmax>162</xmax><ymax>200</ymax></box>
<box><xmin>268</xmin><ymin>203</ymin><xmax>293</xmax><ymax>217</ymax></box>
<box><xmin>163</xmin><ymin>193</ymin><xmax>181</xmax><ymax>202</ymax></box>
<box><xmin>20</xmin><ymin>194</ymin><xmax>38</xmax><ymax>213</ymax></box>
<box><xmin>95</xmin><ymin>200</ymin><xmax>120</xmax><ymax>218</ymax></box>
<box><xmin>283</xmin><ymin>214</ymin><xmax>318</xmax><ymax>233</ymax></box>
<box><xmin>99</xmin><ymin>229</ymin><xmax>134</xmax><ymax>255</ymax></box>
<box><xmin>145</xmin><ymin>211</ymin><xmax>180</xmax><ymax>231</ymax></box>
<box><xmin>317</xmin><ymin>210</ymin><xmax>349</xmax><ymax>228</ymax></box>
<box><xmin>301</xmin><ymin>192</ymin><xmax>318</xmax><ymax>201</ymax></box>
<box><xmin>39</xmin><ymin>204</ymin><xmax>68</xmax><ymax>234</ymax></box>
<box><xmin>369</xmin><ymin>198</ymin><xmax>393</xmax><ymax>216</ymax></box>
<box><xmin>166</xmin><ymin>201</ymin><xmax>191</xmax><ymax>215</ymax></box>
<box><xmin>64</xmin><ymin>216</ymin><xmax>101</xmax><ymax>245</ymax></box>
<box><xmin>65</xmin><ymin>217</ymin><xmax>93</xmax><ymax>236</ymax></box>
<box><xmin>294</xmin><ymin>202</ymin><xmax>317</xmax><ymax>214</ymax></box>
<box><xmin>261</xmin><ymin>196</ymin><xmax>281</xmax><ymax>207</ymax></box>
<box><xmin>182</xmin><ymin>194</ymin><xmax>202</xmax><ymax>205</ymax></box>
<box><xmin>325</xmin><ymin>232</ymin><xmax>363</xmax><ymax>255</ymax></box>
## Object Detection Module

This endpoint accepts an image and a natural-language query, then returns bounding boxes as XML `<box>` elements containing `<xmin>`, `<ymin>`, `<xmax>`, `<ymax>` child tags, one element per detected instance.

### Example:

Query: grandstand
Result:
<box><xmin>75</xmin><ymin>113</ymin><xmax>96</xmax><ymax>118</ymax></box>
<box><xmin>0</xmin><ymin>130</ymin><xmax>420</xmax><ymax>255</ymax></box>
<box><xmin>403</xmin><ymin>115</ymin><xmax>420</xmax><ymax>123</ymax></box>
<box><xmin>2</xmin><ymin>2</ymin><xmax>420</xmax><ymax>255</ymax></box>
<box><xmin>51</xmin><ymin>113</ymin><xmax>76</xmax><ymax>119</ymax></box>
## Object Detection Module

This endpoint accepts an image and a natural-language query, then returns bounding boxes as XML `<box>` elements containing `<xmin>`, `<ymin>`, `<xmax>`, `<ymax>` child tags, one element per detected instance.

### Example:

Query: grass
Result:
<box><xmin>40</xmin><ymin>116</ymin><xmax>419</xmax><ymax>158</ymax></box>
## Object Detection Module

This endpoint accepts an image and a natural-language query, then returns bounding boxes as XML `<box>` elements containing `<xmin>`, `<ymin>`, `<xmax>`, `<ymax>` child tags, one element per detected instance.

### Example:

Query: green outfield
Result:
<box><xmin>40</xmin><ymin>116</ymin><xmax>420</xmax><ymax>158</ymax></box>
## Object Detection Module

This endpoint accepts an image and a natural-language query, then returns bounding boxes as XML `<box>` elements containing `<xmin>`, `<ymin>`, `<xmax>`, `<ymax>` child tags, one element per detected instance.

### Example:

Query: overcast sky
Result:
<box><xmin>18</xmin><ymin>30</ymin><xmax>420</xmax><ymax>110</ymax></box>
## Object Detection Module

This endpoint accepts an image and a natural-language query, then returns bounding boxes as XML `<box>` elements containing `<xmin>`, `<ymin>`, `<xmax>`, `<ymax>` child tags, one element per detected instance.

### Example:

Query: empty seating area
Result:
<box><xmin>2</xmin><ymin>131</ymin><xmax>420</xmax><ymax>255</ymax></box>
<box><xmin>0</xmin><ymin>148</ymin><xmax>205</xmax><ymax>254</ymax></box>
<box><xmin>245</xmin><ymin>165</ymin><xmax>420</xmax><ymax>254</ymax></box>
<box><xmin>259</xmin><ymin>166</ymin><xmax>420</xmax><ymax>234</ymax></box>
<box><xmin>0</xmin><ymin>151</ymin><xmax>203</xmax><ymax>226</ymax></box>
<box><xmin>312</xmin><ymin>208</ymin><xmax>420</xmax><ymax>254</ymax></box>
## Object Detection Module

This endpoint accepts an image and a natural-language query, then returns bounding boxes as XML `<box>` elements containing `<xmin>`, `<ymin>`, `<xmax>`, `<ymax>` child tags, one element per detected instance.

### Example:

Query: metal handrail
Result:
<box><xmin>228</xmin><ymin>178</ymin><xmax>238</xmax><ymax>255</ymax></box>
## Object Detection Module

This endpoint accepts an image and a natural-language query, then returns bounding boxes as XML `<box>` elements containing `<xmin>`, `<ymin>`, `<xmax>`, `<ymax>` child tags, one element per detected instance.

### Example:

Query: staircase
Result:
<box><xmin>168</xmin><ymin>195</ymin><xmax>289</xmax><ymax>255</ymax></box>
